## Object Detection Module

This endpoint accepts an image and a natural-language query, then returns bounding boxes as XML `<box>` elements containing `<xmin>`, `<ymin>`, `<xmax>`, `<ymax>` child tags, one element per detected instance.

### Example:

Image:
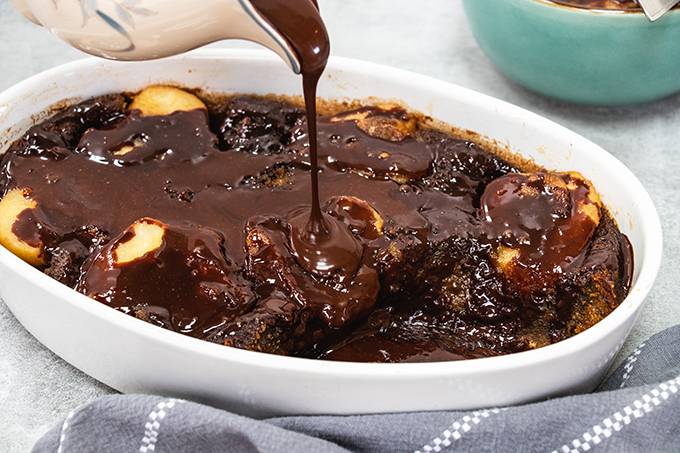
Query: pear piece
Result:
<box><xmin>129</xmin><ymin>85</ymin><xmax>206</xmax><ymax>117</ymax></box>
<box><xmin>113</xmin><ymin>218</ymin><xmax>166</xmax><ymax>265</ymax></box>
<box><xmin>0</xmin><ymin>188</ymin><xmax>44</xmax><ymax>265</ymax></box>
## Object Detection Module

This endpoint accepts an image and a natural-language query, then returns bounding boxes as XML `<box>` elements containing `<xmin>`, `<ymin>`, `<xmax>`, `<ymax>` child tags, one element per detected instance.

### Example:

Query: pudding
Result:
<box><xmin>0</xmin><ymin>86</ymin><xmax>633</xmax><ymax>362</ymax></box>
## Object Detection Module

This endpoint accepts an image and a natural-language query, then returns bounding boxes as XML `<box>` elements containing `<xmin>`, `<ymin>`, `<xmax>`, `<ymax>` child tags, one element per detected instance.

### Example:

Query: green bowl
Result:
<box><xmin>463</xmin><ymin>0</ymin><xmax>680</xmax><ymax>105</ymax></box>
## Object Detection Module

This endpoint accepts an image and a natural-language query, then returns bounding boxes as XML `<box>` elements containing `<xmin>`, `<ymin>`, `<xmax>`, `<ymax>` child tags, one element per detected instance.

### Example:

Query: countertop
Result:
<box><xmin>1</xmin><ymin>0</ymin><xmax>678</xmax><ymax>451</ymax></box>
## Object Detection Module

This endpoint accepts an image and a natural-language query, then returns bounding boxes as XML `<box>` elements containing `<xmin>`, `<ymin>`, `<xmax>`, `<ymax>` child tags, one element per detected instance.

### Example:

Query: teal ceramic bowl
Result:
<box><xmin>463</xmin><ymin>0</ymin><xmax>680</xmax><ymax>105</ymax></box>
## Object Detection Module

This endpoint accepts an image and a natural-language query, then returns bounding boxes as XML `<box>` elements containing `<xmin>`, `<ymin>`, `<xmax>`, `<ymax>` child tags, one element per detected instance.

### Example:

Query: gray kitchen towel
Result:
<box><xmin>34</xmin><ymin>325</ymin><xmax>680</xmax><ymax>453</ymax></box>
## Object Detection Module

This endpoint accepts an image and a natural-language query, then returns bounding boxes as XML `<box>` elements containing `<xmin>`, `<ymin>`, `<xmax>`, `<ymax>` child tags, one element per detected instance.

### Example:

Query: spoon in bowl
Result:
<box><xmin>638</xmin><ymin>0</ymin><xmax>680</xmax><ymax>20</ymax></box>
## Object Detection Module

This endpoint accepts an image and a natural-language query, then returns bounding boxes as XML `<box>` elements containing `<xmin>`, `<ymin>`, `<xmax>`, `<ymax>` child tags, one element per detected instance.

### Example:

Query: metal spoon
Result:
<box><xmin>638</xmin><ymin>0</ymin><xmax>680</xmax><ymax>21</ymax></box>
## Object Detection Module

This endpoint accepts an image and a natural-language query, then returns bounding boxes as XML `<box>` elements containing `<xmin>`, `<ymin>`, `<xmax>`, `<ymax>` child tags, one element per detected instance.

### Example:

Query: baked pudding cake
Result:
<box><xmin>0</xmin><ymin>86</ymin><xmax>633</xmax><ymax>362</ymax></box>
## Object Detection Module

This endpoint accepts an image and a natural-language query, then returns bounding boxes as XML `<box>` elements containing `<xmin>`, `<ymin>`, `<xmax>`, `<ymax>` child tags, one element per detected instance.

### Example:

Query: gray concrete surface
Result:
<box><xmin>1</xmin><ymin>0</ymin><xmax>678</xmax><ymax>451</ymax></box>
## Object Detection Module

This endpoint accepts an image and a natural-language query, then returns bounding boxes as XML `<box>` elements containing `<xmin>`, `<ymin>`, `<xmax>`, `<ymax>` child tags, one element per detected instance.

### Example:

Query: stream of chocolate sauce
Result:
<box><xmin>249</xmin><ymin>0</ymin><xmax>365</xmax><ymax>279</ymax></box>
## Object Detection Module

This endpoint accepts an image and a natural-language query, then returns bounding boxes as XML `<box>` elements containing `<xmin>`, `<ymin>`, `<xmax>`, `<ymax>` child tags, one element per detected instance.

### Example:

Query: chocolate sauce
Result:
<box><xmin>249</xmin><ymin>0</ymin><xmax>362</xmax><ymax>280</ymax></box>
<box><xmin>0</xmin><ymin>92</ymin><xmax>633</xmax><ymax>362</ymax></box>
<box><xmin>248</xmin><ymin>0</ymin><xmax>327</xmax><ymax>217</ymax></box>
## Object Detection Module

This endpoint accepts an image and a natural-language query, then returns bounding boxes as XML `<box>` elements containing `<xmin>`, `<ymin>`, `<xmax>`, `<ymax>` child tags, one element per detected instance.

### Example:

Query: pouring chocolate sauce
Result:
<box><xmin>250</xmin><ymin>0</ymin><xmax>365</xmax><ymax>278</ymax></box>
<box><xmin>12</xmin><ymin>0</ymin><xmax>359</xmax><ymax>280</ymax></box>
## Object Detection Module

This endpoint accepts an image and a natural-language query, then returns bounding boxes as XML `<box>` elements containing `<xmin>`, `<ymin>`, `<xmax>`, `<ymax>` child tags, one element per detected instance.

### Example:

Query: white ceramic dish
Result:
<box><xmin>0</xmin><ymin>49</ymin><xmax>662</xmax><ymax>416</ymax></box>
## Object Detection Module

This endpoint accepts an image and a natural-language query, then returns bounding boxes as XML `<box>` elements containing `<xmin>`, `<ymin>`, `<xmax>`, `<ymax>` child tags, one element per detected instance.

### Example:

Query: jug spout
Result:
<box><xmin>239</xmin><ymin>0</ymin><xmax>302</xmax><ymax>73</ymax></box>
<box><xmin>12</xmin><ymin>0</ymin><xmax>302</xmax><ymax>73</ymax></box>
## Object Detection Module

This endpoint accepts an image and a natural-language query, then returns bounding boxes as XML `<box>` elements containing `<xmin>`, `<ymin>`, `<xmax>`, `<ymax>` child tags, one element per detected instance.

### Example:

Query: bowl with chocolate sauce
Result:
<box><xmin>0</xmin><ymin>49</ymin><xmax>661</xmax><ymax>415</ymax></box>
<box><xmin>463</xmin><ymin>0</ymin><xmax>680</xmax><ymax>105</ymax></box>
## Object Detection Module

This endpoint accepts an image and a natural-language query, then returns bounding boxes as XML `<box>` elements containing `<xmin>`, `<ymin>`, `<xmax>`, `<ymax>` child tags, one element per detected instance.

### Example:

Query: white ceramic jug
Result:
<box><xmin>11</xmin><ymin>0</ymin><xmax>304</xmax><ymax>72</ymax></box>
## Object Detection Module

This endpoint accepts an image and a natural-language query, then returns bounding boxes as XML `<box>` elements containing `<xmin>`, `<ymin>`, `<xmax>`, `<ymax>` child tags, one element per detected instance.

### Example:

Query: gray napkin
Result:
<box><xmin>33</xmin><ymin>326</ymin><xmax>680</xmax><ymax>453</ymax></box>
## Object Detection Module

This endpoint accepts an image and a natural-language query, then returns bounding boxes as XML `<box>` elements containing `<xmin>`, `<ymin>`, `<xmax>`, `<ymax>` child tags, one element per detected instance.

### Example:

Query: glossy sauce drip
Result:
<box><xmin>249</xmin><ymin>0</ymin><xmax>363</xmax><ymax>279</ymax></box>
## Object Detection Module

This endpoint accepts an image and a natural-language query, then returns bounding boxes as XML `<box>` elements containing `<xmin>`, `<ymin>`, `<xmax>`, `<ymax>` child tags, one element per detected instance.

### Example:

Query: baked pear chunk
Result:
<box><xmin>324</xmin><ymin>195</ymin><xmax>384</xmax><ymax>240</ymax></box>
<box><xmin>129</xmin><ymin>85</ymin><xmax>206</xmax><ymax>117</ymax></box>
<box><xmin>0</xmin><ymin>188</ymin><xmax>44</xmax><ymax>265</ymax></box>
<box><xmin>478</xmin><ymin>171</ymin><xmax>630</xmax><ymax>345</ymax></box>
<box><xmin>78</xmin><ymin>218</ymin><xmax>254</xmax><ymax>336</ymax></box>
<box><xmin>330</xmin><ymin>105</ymin><xmax>417</xmax><ymax>142</ymax></box>
<box><xmin>323</xmin><ymin>106</ymin><xmax>432</xmax><ymax>183</ymax></box>
<box><xmin>481</xmin><ymin>171</ymin><xmax>601</xmax><ymax>292</ymax></box>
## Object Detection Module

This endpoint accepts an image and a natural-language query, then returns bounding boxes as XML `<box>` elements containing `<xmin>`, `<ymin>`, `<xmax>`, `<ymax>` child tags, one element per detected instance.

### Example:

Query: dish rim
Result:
<box><xmin>0</xmin><ymin>48</ymin><xmax>664</xmax><ymax>377</ymax></box>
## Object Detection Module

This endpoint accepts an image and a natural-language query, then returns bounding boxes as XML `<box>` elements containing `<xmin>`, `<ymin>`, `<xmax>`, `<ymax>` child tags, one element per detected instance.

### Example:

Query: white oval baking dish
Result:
<box><xmin>0</xmin><ymin>49</ymin><xmax>663</xmax><ymax>416</ymax></box>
